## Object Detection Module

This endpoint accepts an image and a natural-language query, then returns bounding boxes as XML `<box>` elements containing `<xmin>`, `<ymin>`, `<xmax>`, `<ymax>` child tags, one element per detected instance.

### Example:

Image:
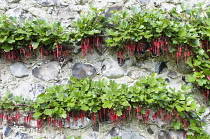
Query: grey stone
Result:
<box><xmin>101</xmin><ymin>57</ymin><xmax>132</xmax><ymax>79</ymax></box>
<box><xmin>72</xmin><ymin>63</ymin><xmax>96</xmax><ymax>79</ymax></box>
<box><xmin>69</xmin><ymin>117</ymin><xmax>91</xmax><ymax>129</ymax></box>
<box><xmin>147</xmin><ymin>127</ymin><xmax>154</xmax><ymax>134</ymax></box>
<box><xmin>3</xmin><ymin>126</ymin><xmax>12</xmax><ymax>137</ymax></box>
<box><xmin>36</xmin><ymin>0</ymin><xmax>57</xmax><ymax>7</ymax></box>
<box><xmin>6</xmin><ymin>0</ymin><xmax>20</xmax><ymax>2</ymax></box>
<box><xmin>32</xmin><ymin>61</ymin><xmax>60</xmax><ymax>81</ymax></box>
<box><xmin>155</xmin><ymin>61</ymin><xmax>167</xmax><ymax>74</ymax></box>
<box><xmin>168</xmin><ymin>71</ymin><xmax>178</xmax><ymax>79</ymax></box>
<box><xmin>138</xmin><ymin>0</ymin><xmax>151</xmax><ymax>5</ymax></box>
<box><xmin>15</xmin><ymin>132</ymin><xmax>32</xmax><ymax>139</ymax></box>
<box><xmin>10</xmin><ymin>62</ymin><xmax>29</xmax><ymax>78</ymax></box>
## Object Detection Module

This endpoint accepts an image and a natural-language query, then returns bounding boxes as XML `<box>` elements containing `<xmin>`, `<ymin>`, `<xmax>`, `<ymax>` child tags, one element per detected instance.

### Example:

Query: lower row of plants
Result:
<box><xmin>0</xmin><ymin>73</ymin><xmax>208</xmax><ymax>138</ymax></box>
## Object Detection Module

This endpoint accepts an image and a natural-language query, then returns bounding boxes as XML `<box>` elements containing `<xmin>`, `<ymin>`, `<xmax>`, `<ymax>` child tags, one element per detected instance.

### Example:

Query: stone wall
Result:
<box><xmin>0</xmin><ymin>0</ymin><xmax>210</xmax><ymax>138</ymax></box>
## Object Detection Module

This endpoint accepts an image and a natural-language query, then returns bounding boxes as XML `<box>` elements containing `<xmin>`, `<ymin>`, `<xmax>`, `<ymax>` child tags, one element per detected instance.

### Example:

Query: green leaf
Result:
<box><xmin>45</xmin><ymin>87</ymin><xmax>56</xmax><ymax>93</ymax></box>
<box><xmin>0</xmin><ymin>36</ymin><xmax>7</xmax><ymax>43</ymax></box>
<box><xmin>122</xmin><ymin>101</ymin><xmax>130</xmax><ymax>106</ymax></box>
<box><xmin>190</xmin><ymin>39</ymin><xmax>201</xmax><ymax>47</ymax></box>
<box><xmin>81</xmin><ymin>105</ymin><xmax>89</xmax><ymax>111</ymax></box>
<box><xmin>113</xmin><ymin>36</ymin><xmax>122</xmax><ymax>42</ymax></box>
<box><xmin>82</xmin><ymin>84</ymin><xmax>89</xmax><ymax>92</ymax></box>
<box><xmin>172</xmin><ymin>121</ymin><xmax>181</xmax><ymax>130</ymax></box>
<box><xmin>36</xmin><ymin>98</ymin><xmax>45</xmax><ymax>103</ymax></box>
<box><xmin>102</xmin><ymin>100</ymin><xmax>112</xmax><ymax>108</ymax></box>
<box><xmin>176</xmin><ymin>105</ymin><xmax>185</xmax><ymax>112</ymax></box>
<box><xmin>178</xmin><ymin>29</ymin><xmax>187</xmax><ymax>37</ymax></box>
<box><xmin>57</xmin><ymin>93</ymin><xmax>64</xmax><ymax>101</ymax></box>
<box><xmin>2</xmin><ymin>44</ymin><xmax>13</xmax><ymax>52</ymax></box>
<box><xmin>190</xmin><ymin>101</ymin><xmax>199</xmax><ymax>110</ymax></box>
<box><xmin>43</xmin><ymin>109</ymin><xmax>53</xmax><ymax>116</ymax></box>
<box><xmin>186</xmin><ymin>75</ymin><xmax>196</xmax><ymax>82</ymax></box>
<box><xmin>32</xmin><ymin>42</ymin><xmax>39</xmax><ymax>49</ymax></box>
<box><xmin>33</xmin><ymin>111</ymin><xmax>42</xmax><ymax>118</ymax></box>
<box><xmin>116</xmin><ymin>110</ymin><xmax>122</xmax><ymax>116</ymax></box>
<box><xmin>203</xmin><ymin>69</ymin><xmax>210</xmax><ymax>75</ymax></box>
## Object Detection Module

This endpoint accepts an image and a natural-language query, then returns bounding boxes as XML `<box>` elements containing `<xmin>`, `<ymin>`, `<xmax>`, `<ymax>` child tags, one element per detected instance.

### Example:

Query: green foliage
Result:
<box><xmin>0</xmin><ymin>91</ymin><xmax>32</xmax><ymax>111</ymax></box>
<box><xmin>0</xmin><ymin>16</ymin><xmax>70</xmax><ymax>52</ymax></box>
<box><xmin>31</xmin><ymin>74</ymin><xmax>204</xmax><ymax>137</ymax></box>
<box><xmin>71</xmin><ymin>5</ymin><xmax>106</xmax><ymax>42</ymax></box>
<box><xmin>105</xmin><ymin>8</ymin><xmax>172</xmax><ymax>47</ymax></box>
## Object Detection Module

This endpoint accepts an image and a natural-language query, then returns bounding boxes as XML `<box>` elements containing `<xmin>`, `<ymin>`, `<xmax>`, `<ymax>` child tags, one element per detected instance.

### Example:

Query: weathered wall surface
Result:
<box><xmin>0</xmin><ymin>0</ymin><xmax>210</xmax><ymax>139</ymax></box>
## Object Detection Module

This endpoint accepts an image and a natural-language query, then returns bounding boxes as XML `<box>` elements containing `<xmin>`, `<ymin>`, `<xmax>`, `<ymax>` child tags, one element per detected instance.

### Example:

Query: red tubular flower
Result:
<box><xmin>47</xmin><ymin>116</ymin><xmax>52</xmax><ymax>124</ymax></box>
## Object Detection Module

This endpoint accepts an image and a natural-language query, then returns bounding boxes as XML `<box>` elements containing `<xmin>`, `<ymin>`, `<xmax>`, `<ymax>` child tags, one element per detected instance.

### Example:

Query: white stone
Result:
<box><xmin>10</xmin><ymin>62</ymin><xmax>30</xmax><ymax>78</ymax></box>
<box><xmin>101</xmin><ymin>57</ymin><xmax>132</xmax><ymax>79</ymax></box>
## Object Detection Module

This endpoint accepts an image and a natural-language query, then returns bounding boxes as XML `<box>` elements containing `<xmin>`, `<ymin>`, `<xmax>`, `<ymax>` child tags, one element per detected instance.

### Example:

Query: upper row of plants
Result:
<box><xmin>0</xmin><ymin>74</ymin><xmax>207</xmax><ymax>138</ymax></box>
<box><xmin>0</xmin><ymin>4</ymin><xmax>209</xmax><ymax>59</ymax></box>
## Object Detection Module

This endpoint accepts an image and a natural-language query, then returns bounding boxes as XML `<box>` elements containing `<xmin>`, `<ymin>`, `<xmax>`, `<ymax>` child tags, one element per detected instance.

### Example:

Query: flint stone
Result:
<box><xmin>147</xmin><ymin>127</ymin><xmax>154</xmax><ymax>134</ymax></box>
<box><xmin>10</xmin><ymin>62</ymin><xmax>29</xmax><ymax>78</ymax></box>
<box><xmin>72</xmin><ymin>63</ymin><xmax>96</xmax><ymax>79</ymax></box>
<box><xmin>3</xmin><ymin>126</ymin><xmax>12</xmax><ymax>137</ymax></box>
<box><xmin>155</xmin><ymin>61</ymin><xmax>167</xmax><ymax>74</ymax></box>
<box><xmin>32</xmin><ymin>61</ymin><xmax>60</xmax><ymax>81</ymax></box>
